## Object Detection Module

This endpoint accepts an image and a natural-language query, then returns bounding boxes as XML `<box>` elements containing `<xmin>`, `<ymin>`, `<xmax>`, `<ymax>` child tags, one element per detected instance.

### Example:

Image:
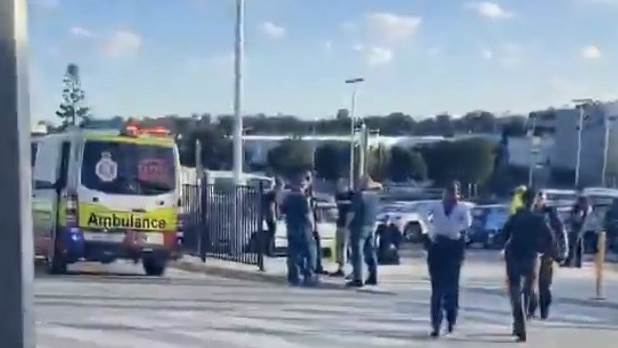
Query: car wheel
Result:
<box><xmin>404</xmin><ymin>222</ymin><xmax>423</xmax><ymax>244</ymax></box>
<box><xmin>46</xmin><ymin>252</ymin><xmax>68</xmax><ymax>275</ymax></box>
<box><xmin>143</xmin><ymin>257</ymin><xmax>166</xmax><ymax>276</ymax></box>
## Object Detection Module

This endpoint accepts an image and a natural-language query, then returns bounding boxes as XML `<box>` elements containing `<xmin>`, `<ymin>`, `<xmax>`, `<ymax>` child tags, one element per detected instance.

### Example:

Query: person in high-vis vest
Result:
<box><xmin>509</xmin><ymin>185</ymin><xmax>527</xmax><ymax>215</ymax></box>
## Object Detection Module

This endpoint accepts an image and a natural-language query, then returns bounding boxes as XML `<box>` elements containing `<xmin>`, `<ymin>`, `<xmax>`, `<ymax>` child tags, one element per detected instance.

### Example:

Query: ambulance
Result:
<box><xmin>31</xmin><ymin>123</ymin><xmax>181</xmax><ymax>276</ymax></box>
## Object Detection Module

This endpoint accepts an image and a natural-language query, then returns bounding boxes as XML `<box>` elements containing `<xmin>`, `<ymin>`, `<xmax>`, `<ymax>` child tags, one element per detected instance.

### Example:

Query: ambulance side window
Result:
<box><xmin>33</xmin><ymin>139</ymin><xmax>60</xmax><ymax>189</ymax></box>
<box><xmin>57</xmin><ymin>141</ymin><xmax>71</xmax><ymax>189</ymax></box>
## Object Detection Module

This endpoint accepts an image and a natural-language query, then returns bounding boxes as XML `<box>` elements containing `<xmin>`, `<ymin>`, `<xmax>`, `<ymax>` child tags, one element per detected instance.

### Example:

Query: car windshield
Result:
<box><xmin>81</xmin><ymin>140</ymin><xmax>176</xmax><ymax>196</ymax></box>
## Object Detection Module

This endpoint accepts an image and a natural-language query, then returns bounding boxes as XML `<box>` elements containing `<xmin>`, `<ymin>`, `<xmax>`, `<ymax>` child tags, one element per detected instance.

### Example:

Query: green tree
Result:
<box><xmin>420</xmin><ymin>137</ymin><xmax>495</xmax><ymax>186</ymax></box>
<box><xmin>366</xmin><ymin>144</ymin><xmax>390</xmax><ymax>181</ymax></box>
<box><xmin>56</xmin><ymin>63</ymin><xmax>91</xmax><ymax>127</ymax></box>
<box><xmin>314</xmin><ymin>142</ymin><xmax>346</xmax><ymax>181</ymax></box>
<box><xmin>178</xmin><ymin>125</ymin><xmax>232</xmax><ymax>170</ymax></box>
<box><xmin>388</xmin><ymin>147</ymin><xmax>427</xmax><ymax>182</ymax></box>
<box><xmin>267</xmin><ymin>139</ymin><xmax>313</xmax><ymax>176</ymax></box>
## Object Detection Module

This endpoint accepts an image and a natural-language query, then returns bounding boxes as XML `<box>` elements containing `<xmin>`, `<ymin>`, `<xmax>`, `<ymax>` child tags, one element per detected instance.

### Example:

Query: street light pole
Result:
<box><xmin>527</xmin><ymin>115</ymin><xmax>537</xmax><ymax>188</ymax></box>
<box><xmin>345</xmin><ymin>78</ymin><xmax>364</xmax><ymax>189</ymax></box>
<box><xmin>601</xmin><ymin>116</ymin><xmax>615</xmax><ymax>187</ymax></box>
<box><xmin>232</xmin><ymin>0</ymin><xmax>244</xmax><ymax>185</ymax></box>
<box><xmin>0</xmin><ymin>0</ymin><xmax>35</xmax><ymax>347</ymax></box>
<box><xmin>573</xmin><ymin>98</ymin><xmax>593</xmax><ymax>187</ymax></box>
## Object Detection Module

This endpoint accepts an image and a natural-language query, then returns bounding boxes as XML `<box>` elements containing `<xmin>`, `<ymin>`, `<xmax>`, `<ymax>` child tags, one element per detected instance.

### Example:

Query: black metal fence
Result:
<box><xmin>180</xmin><ymin>183</ymin><xmax>265</xmax><ymax>269</ymax></box>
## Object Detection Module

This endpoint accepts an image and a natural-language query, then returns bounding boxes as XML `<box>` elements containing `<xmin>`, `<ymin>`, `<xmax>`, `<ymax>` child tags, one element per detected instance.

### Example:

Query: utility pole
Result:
<box><xmin>573</xmin><ymin>98</ymin><xmax>594</xmax><ymax>187</ymax></box>
<box><xmin>345</xmin><ymin>77</ymin><xmax>364</xmax><ymax>189</ymax></box>
<box><xmin>0</xmin><ymin>0</ymin><xmax>36</xmax><ymax>347</ymax></box>
<box><xmin>232</xmin><ymin>0</ymin><xmax>244</xmax><ymax>185</ymax></box>
<box><xmin>231</xmin><ymin>0</ymin><xmax>245</xmax><ymax>256</ymax></box>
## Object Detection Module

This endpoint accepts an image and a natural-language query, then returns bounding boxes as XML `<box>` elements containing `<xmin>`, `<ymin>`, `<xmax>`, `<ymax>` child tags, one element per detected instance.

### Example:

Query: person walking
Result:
<box><xmin>305</xmin><ymin>175</ymin><xmax>328</xmax><ymax>275</ymax></box>
<box><xmin>566</xmin><ymin>196</ymin><xmax>590</xmax><ymax>268</ymax></box>
<box><xmin>345</xmin><ymin>175</ymin><xmax>381</xmax><ymax>288</ymax></box>
<box><xmin>331</xmin><ymin>178</ymin><xmax>353</xmax><ymax>277</ymax></box>
<box><xmin>262</xmin><ymin>178</ymin><xmax>283</xmax><ymax>257</ymax></box>
<box><xmin>426</xmin><ymin>182</ymin><xmax>471</xmax><ymax>338</ymax></box>
<box><xmin>501</xmin><ymin>188</ymin><xmax>557</xmax><ymax>342</ymax></box>
<box><xmin>528</xmin><ymin>191</ymin><xmax>568</xmax><ymax>320</ymax></box>
<box><xmin>280</xmin><ymin>176</ymin><xmax>318</xmax><ymax>286</ymax></box>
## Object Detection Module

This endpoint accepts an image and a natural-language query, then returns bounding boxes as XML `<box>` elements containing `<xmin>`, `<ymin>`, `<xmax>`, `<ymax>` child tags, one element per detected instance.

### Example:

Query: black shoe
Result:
<box><xmin>540</xmin><ymin>308</ymin><xmax>549</xmax><ymax>320</ymax></box>
<box><xmin>430</xmin><ymin>330</ymin><xmax>439</xmax><ymax>338</ymax></box>
<box><xmin>515</xmin><ymin>333</ymin><xmax>526</xmax><ymax>342</ymax></box>
<box><xmin>329</xmin><ymin>270</ymin><xmax>345</xmax><ymax>277</ymax></box>
<box><xmin>447</xmin><ymin>322</ymin><xmax>455</xmax><ymax>334</ymax></box>
<box><xmin>345</xmin><ymin>279</ymin><xmax>364</xmax><ymax>288</ymax></box>
<box><xmin>365</xmin><ymin>275</ymin><xmax>377</xmax><ymax>286</ymax></box>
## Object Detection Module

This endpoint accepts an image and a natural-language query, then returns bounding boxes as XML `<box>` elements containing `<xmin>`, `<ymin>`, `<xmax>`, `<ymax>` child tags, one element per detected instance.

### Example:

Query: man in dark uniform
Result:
<box><xmin>501</xmin><ymin>189</ymin><xmax>557</xmax><ymax>342</ymax></box>
<box><xmin>566</xmin><ymin>196</ymin><xmax>590</xmax><ymax>268</ymax></box>
<box><xmin>280</xmin><ymin>176</ymin><xmax>317</xmax><ymax>286</ymax></box>
<box><xmin>528</xmin><ymin>191</ymin><xmax>568</xmax><ymax>320</ymax></box>
<box><xmin>262</xmin><ymin>178</ymin><xmax>283</xmax><ymax>256</ymax></box>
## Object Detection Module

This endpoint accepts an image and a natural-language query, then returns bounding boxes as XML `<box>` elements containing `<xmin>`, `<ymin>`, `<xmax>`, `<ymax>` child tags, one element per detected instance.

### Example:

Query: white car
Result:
<box><xmin>273</xmin><ymin>198</ymin><xmax>337</xmax><ymax>257</ymax></box>
<box><xmin>375</xmin><ymin>201</ymin><xmax>432</xmax><ymax>243</ymax></box>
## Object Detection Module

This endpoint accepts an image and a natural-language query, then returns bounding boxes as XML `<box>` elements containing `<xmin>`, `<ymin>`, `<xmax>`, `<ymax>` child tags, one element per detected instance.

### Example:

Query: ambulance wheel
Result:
<box><xmin>46</xmin><ymin>253</ymin><xmax>68</xmax><ymax>275</ymax></box>
<box><xmin>143</xmin><ymin>257</ymin><xmax>166</xmax><ymax>276</ymax></box>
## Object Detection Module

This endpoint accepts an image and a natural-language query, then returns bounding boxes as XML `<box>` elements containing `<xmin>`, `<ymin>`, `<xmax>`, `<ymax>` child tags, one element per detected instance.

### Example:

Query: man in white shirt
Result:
<box><xmin>426</xmin><ymin>182</ymin><xmax>472</xmax><ymax>338</ymax></box>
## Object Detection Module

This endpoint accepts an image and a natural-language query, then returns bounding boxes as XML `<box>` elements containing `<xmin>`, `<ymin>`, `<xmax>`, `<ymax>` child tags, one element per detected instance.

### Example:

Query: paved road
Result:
<box><xmin>36</xmin><ymin>261</ymin><xmax>618</xmax><ymax>347</ymax></box>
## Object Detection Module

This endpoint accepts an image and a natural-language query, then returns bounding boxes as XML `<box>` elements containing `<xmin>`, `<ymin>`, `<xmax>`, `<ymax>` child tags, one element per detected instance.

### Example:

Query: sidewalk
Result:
<box><xmin>171</xmin><ymin>254</ymin><xmax>618</xmax><ymax>307</ymax></box>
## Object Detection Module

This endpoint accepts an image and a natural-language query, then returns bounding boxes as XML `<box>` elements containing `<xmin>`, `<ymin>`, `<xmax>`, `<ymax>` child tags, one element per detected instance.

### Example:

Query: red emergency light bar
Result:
<box><xmin>120</xmin><ymin>123</ymin><xmax>171</xmax><ymax>137</ymax></box>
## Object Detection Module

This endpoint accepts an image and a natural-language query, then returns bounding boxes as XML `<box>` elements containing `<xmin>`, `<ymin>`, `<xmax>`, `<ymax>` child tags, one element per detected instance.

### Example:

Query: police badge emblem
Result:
<box><xmin>95</xmin><ymin>152</ymin><xmax>118</xmax><ymax>182</ymax></box>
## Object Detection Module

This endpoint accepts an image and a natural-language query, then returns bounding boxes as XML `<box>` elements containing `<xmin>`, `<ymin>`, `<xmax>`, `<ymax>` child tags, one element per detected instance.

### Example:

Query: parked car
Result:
<box><xmin>375</xmin><ymin>201</ymin><xmax>432</xmax><ymax>244</ymax></box>
<box><xmin>467</xmin><ymin>204</ymin><xmax>509</xmax><ymax>249</ymax></box>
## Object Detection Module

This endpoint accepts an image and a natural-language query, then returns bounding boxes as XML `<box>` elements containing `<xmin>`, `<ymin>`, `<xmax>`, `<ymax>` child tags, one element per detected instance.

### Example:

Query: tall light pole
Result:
<box><xmin>345</xmin><ymin>77</ymin><xmax>364</xmax><ymax>189</ymax></box>
<box><xmin>527</xmin><ymin>113</ymin><xmax>537</xmax><ymax>188</ymax></box>
<box><xmin>601</xmin><ymin>115</ymin><xmax>616</xmax><ymax>187</ymax></box>
<box><xmin>573</xmin><ymin>98</ymin><xmax>594</xmax><ymax>187</ymax></box>
<box><xmin>232</xmin><ymin>0</ymin><xmax>245</xmax><ymax>185</ymax></box>
<box><xmin>230</xmin><ymin>0</ymin><xmax>245</xmax><ymax>256</ymax></box>
<box><xmin>0</xmin><ymin>0</ymin><xmax>35</xmax><ymax>347</ymax></box>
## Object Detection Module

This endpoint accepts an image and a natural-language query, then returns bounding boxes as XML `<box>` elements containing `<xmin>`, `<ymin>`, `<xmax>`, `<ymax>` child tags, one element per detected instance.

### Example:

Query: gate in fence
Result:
<box><xmin>180</xmin><ymin>182</ymin><xmax>265</xmax><ymax>270</ymax></box>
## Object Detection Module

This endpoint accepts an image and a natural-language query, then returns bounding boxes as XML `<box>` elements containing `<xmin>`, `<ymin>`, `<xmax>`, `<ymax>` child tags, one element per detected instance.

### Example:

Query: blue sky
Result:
<box><xmin>27</xmin><ymin>0</ymin><xmax>618</xmax><ymax>123</ymax></box>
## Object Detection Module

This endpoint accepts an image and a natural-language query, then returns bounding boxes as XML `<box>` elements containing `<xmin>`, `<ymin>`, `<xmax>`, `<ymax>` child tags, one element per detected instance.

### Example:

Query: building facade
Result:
<box><xmin>539</xmin><ymin>101</ymin><xmax>618</xmax><ymax>186</ymax></box>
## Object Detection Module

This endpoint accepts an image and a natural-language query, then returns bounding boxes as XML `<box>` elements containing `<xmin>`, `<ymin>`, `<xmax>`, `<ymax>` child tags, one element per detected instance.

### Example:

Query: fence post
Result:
<box><xmin>593</xmin><ymin>230</ymin><xmax>606</xmax><ymax>300</ymax></box>
<box><xmin>257</xmin><ymin>182</ymin><xmax>265</xmax><ymax>271</ymax></box>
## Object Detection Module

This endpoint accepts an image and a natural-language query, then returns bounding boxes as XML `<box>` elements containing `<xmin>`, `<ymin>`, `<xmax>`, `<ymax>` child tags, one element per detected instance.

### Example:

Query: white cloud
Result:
<box><xmin>366</xmin><ymin>47</ymin><xmax>393</xmax><ymax>66</ymax></box>
<box><xmin>482</xmin><ymin>43</ymin><xmax>523</xmax><ymax>67</ymax></box>
<box><xmin>365</xmin><ymin>12</ymin><xmax>422</xmax><ymax>45</ymax></box>
<box><xmin>70</xmin><ymin>26</ymin><xmax>95</xmax><ymax>39</ymax></box>
<box><xmin>354</xmin><ymin>45</ymin><xmax>393</xmax><ymax>66</ymax></box>
<box><xmin>259</xmin><ymin>21</ymin><xmax>286</xmax><ymax>40</ymax></box>
<box><xmin>102</xmin><ymin>30</ymin><xmax>142</xmax><ymax>58</ymax></box>
<box><xmin>581</xmin><ymin>45</ymin><xmax>602</xmax><ymax>59</ymax></box>
<box><xmin>465</xmin><ymin>2</ymin><xmax>513</xmax><ymax>19</ymax></box>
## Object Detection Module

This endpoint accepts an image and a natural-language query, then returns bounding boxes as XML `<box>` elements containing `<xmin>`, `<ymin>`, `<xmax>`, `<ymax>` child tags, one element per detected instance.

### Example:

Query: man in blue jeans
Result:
<box><xmin>280</xmin><ymin>176</ymin><xmax>318</xmax><ymax>286</ymax></box>
<box><xmin>345</xmin><ymin>175</ymin><xmax>381</xmax><ymax>288</ymax></box>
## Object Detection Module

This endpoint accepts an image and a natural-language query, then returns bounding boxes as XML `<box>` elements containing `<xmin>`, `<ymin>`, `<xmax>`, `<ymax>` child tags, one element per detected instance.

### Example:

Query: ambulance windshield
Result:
<box><xmin>81</xmin><ymin>140</ymin><xmax>176</xmax><ymax>195</ymax></box>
